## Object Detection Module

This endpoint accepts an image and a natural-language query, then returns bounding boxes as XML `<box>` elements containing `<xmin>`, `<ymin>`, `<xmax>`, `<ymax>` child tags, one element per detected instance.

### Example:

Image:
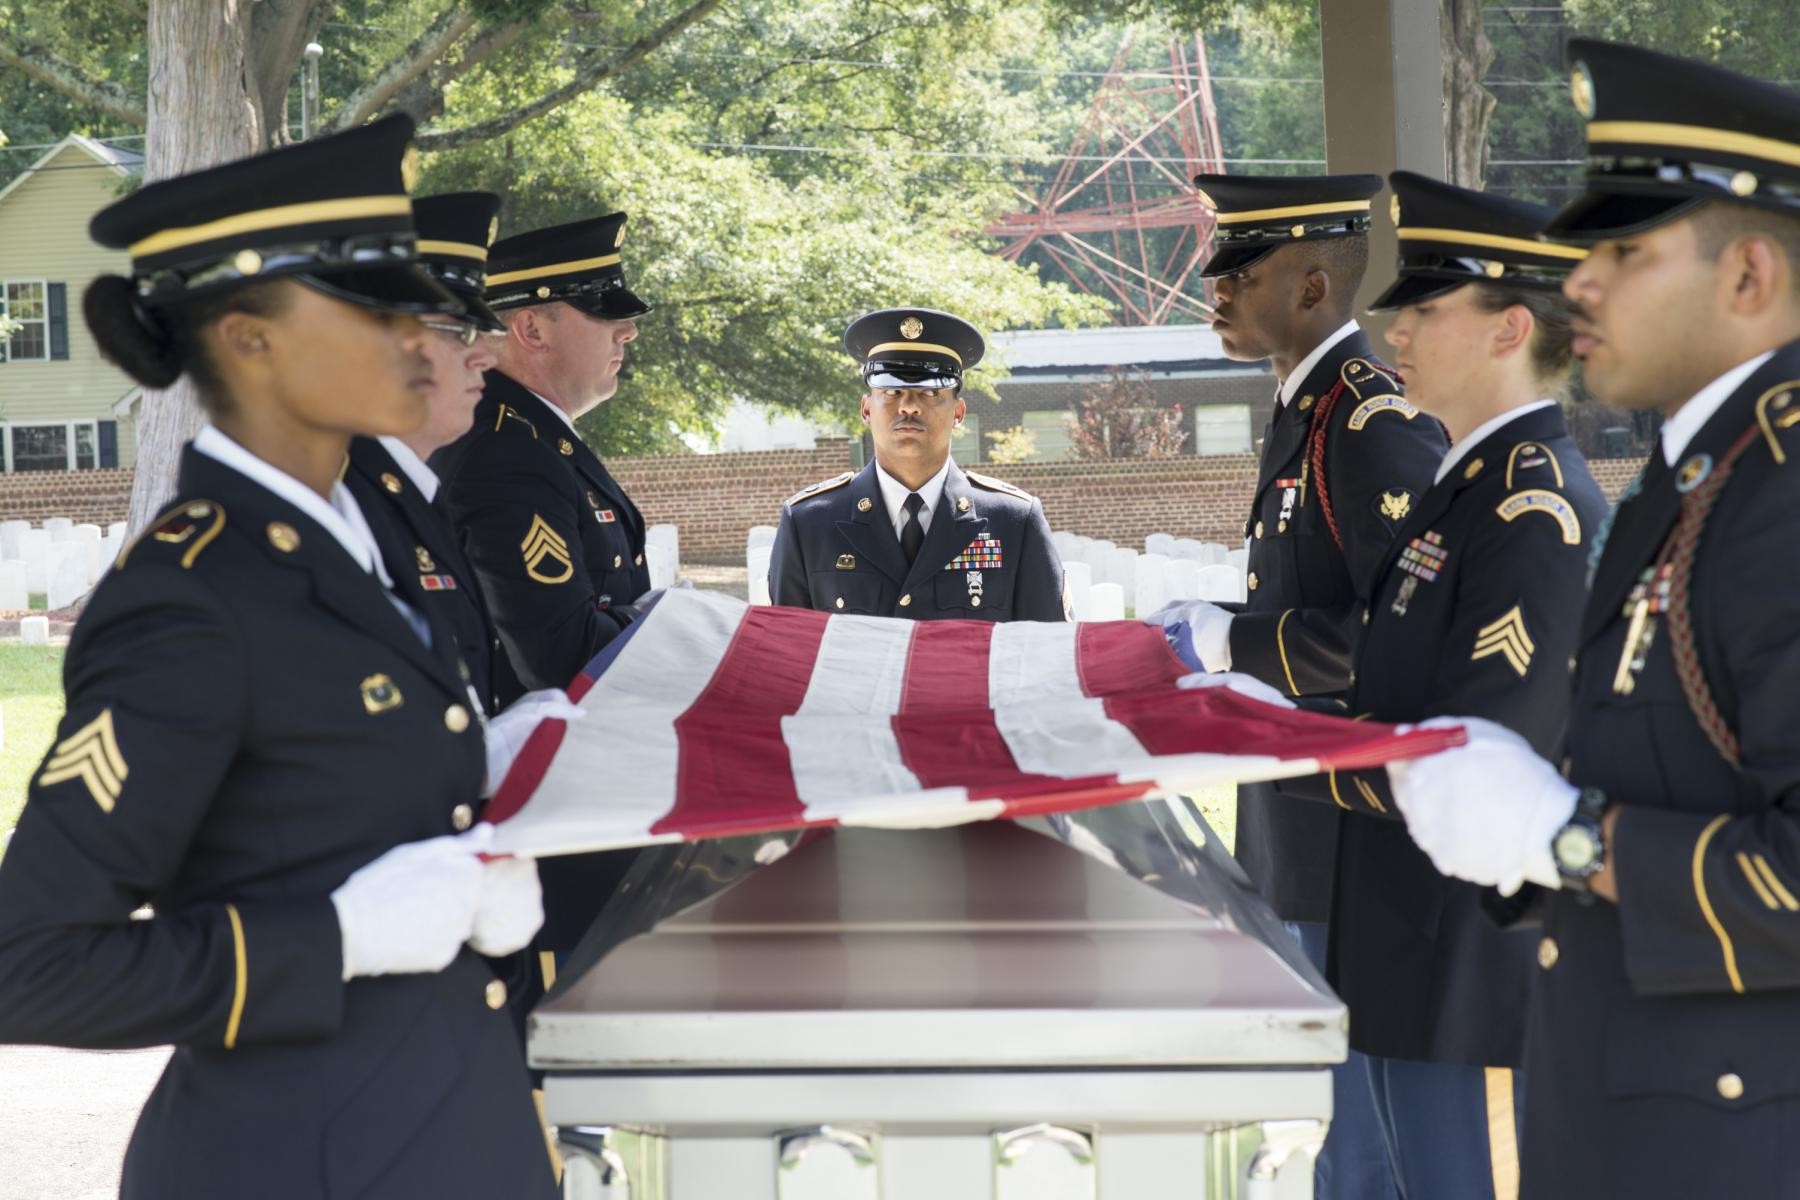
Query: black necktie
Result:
<box><xmin>900</xmin><ymin>492</ymin><xmax>926</xmax><ymax>564</ymax></box>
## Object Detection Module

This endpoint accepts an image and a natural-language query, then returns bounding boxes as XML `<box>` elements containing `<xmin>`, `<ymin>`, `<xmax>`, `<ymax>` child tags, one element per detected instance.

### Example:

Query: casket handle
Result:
<box><xmin>778</xmin><ymin>1124</ymin><xmax>878</xmax><ymax>1170</ymax></box>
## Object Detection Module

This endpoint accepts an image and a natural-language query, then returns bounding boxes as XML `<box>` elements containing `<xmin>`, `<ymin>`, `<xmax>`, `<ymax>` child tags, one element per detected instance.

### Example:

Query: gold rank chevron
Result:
<box><xmin>1472</xmin><ymin>606</ymin><xmax>1535</xmax><ymax>678</ymax></box>
<box><xmin>38</xmin><ymin>709</ymin><xmax>128</xmax><ymax>813</ymax></box>
<box><xmin>520</xmin><ymin>515</ymin><xmax>573</xmax><ymax>584</ymax></box>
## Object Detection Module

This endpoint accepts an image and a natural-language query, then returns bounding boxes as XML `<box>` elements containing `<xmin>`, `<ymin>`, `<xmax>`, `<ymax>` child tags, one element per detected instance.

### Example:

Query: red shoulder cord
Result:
<box><xmin>1661</xmin><ymin>423</ymin><xmax>1763</xmax><ymax>766</ymax></box>
<box><xmin>1303</xmin><ymin>378</ymin><xmax>1351</xmax><ymax>553</ymax></box>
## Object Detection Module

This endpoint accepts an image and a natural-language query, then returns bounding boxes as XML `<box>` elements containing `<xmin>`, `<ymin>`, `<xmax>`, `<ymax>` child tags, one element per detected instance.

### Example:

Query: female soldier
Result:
<box><xmin>1262</xmin><ymin>173</ymin><xmax>1608</xmax><ymax>1198</ymax></box>
<box><xmin>0</xmin><ymin>117</ymin><xmax>557</xmax><ymax>1198</ymax></box>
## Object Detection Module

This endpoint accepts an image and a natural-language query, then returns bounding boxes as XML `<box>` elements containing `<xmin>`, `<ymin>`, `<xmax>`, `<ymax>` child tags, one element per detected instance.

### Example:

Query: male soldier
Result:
<box><xmin>431</xmin><ymin>212</ymin><xmax>652</xmax><ymax>1039</ymax></box>
<box><xmin>769</xmin><ymin>308</ymin><xmax>1065</xmax><ymax>621</ymax></box>
<box><xmin>1390</xmin><ymin>42</ymin><xmax>1800</xmax><ymax>1200</ymax></box>
<box><xmin>345</xmin><ymin>191</ymin><xmax>506</xmax><ymax>715</ymax></box>
<box><xmin>1158</xmin><ymin>174</ymin><xmax>1447</xmax><ymax>1200</ymax></box>
<box><xmin>432</xmin><ymin>212</ymin><xmax>651</xmax><ymax>706</ymax></box>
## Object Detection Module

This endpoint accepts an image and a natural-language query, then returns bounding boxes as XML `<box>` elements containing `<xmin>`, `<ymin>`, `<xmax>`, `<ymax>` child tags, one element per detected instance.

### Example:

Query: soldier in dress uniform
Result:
<box><xmin>430</xmin><ymin>213</ymin><xmax>655</xmax><ymax>1049</ymax></box>
<box><xmin>1155</xmin><ymin>174</ymin><xmax>1447</xmax><ymax>1200</ymax></box>
<box><xmin>432</xmin><ymin>212</ymin><xmax>653</xmax><ymax>706</ymax></box>
<box><xmin>345</xmin><ymin>191</ymin><xmax>506</xmax><ymax>713</ymax></box>
<box><xmin>769</xmin><ymin>308</ymin><xmax>1065</xmax><ymax>621</ymax></box>
<box><xmin>0</xmin><ymin>117</ymin><xmax>557</xmax><ymax>1198</ymax></box>
<box><xmin>1265</xmin><ymin>173</ymin><xmax>1605</xmax><ymax>1199</ymax></box>
<box><xmin>1390</xmin><ymin>42</ymin><xmax>1800</xmax><ymax>1199</ymax></box>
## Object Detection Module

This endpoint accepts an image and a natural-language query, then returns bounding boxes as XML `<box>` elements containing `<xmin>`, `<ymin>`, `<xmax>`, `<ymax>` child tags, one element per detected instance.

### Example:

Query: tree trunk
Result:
<box><xmin>1441</xmin><ymin>0</ymin><xmax>1495</xmax><ymax>189</ymax></box>
<box><xmin>126</xmin><ymin>0</ymin><xmax>266</xmax><ymax>534</ymax></box>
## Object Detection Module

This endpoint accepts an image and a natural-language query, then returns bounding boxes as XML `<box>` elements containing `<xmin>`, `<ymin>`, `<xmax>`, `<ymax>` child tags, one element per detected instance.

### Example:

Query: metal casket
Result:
<box><xmin>533</xmin><ymin>797</ymin><xmax>1345</xmax><ymax>1200</ymax></box>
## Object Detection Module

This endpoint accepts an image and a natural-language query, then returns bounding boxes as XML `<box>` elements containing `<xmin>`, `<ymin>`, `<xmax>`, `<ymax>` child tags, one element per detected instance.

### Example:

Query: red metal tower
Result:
<box><xmin>985</xmin><ymin>32</ymin><xmax>1225</xmax><ymax>326</ymax></box>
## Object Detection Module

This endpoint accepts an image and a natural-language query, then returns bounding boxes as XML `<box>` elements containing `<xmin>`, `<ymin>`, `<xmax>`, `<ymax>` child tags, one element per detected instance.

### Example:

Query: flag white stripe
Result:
<box><xmin>491</xmin><ymin>590</ymin><xmax>739</xmax><ymax>856</ymax></box>
<box><xmin>990</xmin><ymin>622</ymin><xmax>1150</xmax><ymax>777</ymax></box>
<box><xmin>788</xmin><ymin>615</ymin><xmax>922</xmax><ymax>810</ymax></box>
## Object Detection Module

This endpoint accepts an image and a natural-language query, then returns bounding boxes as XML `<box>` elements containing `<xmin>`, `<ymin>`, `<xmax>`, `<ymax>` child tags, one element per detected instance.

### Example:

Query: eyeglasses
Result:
<box><xmin>420</xmin><ymin>318</ymin><xmax>481</xmax><ymax>346</ymax></box>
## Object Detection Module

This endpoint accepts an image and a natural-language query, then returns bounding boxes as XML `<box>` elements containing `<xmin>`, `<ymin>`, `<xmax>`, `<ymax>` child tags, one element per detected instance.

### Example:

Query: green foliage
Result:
<box><xmin>1566</xmin><ymin>0</ymin><xmax>1800</xmax><ymax>75</ymax></box>
<box><xmin>983</xmin><ymin>423</ymin><xmax>1039</xmax><ymax>464</ymax></box>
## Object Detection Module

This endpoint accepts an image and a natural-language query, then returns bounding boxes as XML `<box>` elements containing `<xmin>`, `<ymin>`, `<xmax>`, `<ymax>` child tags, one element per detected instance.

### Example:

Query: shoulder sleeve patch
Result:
<box><xmin>1504</xmin><ymin>441</ymin><xmax>1566</xmax><ymax>489</ymax></box>
<box><xmin>965</xmin><ymin>470</ymin><xmax>1034</xmax><ymax>500</ymax></box>
<box><xmin>1346</xmin><ymin>394</ymin><xmax>1419</xmax><ymax>430</ymax></box>
<box><xmin>116</xmin><ymin>500</ymin><xmax>227</xmax><ymax>570</ymax></box>
<box><xmin>785</xmin><ymin>471</ymin><xmax>855</xmax><ymax>507</ymax></box>
<box><xmin>493</xmin><ymin>403</ymin><xmax>539</xmax><ymax>438</ymax></box>
<box><xmin>1754</xmin><ymin>380</ymin><xmax>1800</xmax><ymax>463</ymax></box>
<box><xmin>1495</xmin><ymin>488</ymin><xmax>1582</xmax><ymax>546</ymax></box>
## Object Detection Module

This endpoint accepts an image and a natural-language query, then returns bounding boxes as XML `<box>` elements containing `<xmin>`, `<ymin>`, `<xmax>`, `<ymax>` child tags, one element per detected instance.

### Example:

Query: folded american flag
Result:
<box><xmin>484</xmin><ymin>589</ymin><xmax>1461</xmax><ymax>858</ymax></box>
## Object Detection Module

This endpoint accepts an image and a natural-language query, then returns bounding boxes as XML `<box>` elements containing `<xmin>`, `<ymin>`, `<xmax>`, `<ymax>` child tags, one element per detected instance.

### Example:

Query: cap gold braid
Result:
<box><xmin>127</xmin><ymin>195</ymin><xmax>412</xmax><ymax>258</ymax></box>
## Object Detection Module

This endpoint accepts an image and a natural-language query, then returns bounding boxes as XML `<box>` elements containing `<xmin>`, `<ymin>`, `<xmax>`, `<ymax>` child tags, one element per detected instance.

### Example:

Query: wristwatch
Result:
<box><xmin>1553</xmin><ymin>786</ymin><xmax>1609</xmax><ymax>893</ymax></box>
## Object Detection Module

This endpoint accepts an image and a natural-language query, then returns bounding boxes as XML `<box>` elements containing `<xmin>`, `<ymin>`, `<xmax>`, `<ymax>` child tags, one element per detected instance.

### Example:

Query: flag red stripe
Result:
<box><xmin>653</xmin><ymin>606</ymin><xmax>830</xmax><ymax>835</ymax></box>
<box><xmin>483</xmin><ymin>720</ymin><xmax>568</xmax><ymax>825</ymax></box>
<box><xmin>1075</xmin><ymin>620</ymin><xmax>1189</xmax><ymax>697</ymax></box>
<box><xmin>895</xmin><ymin>620</ymin><xmax>1120</xmax><ymax>799</ymax></box>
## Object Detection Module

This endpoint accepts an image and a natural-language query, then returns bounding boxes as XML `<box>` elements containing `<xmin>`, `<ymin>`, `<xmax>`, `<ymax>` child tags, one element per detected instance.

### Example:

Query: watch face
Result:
<box><xmin>1555</xmin><ymin>825</ymin><xmax>1598</xmax><ymax>872</ymax></box>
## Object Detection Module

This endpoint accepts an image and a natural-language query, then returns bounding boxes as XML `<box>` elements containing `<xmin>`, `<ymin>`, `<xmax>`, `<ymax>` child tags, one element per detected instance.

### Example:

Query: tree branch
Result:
<box><xmin>414</xmin><ymin>0</ymin><xmax>724</xmax><ymax>151</ymax></box>
<box><xmin>323</xmin><ymin>6</ymin><xmax>478</xmax><ymax>133</ymax></box>
<box><xmin>0</xmin><ymin>33</ymin><xmax>146</xmax><ymax>126</ymax></box>
<box><xmin>389</xmin><ymin>19</ymin><xmax>533</xmax><ymax>127</ymax></box>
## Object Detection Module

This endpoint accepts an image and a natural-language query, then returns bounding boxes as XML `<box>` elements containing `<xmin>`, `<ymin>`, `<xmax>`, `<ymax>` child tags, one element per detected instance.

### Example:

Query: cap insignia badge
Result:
<box><xmin>1570</xmin><ymin>62</ymin><xmax>1596</xmax><ymax>120</ymax></box>
<box><xmin>487</xmin><ymin>216</ymin><xmax>501</xmax><ymax>246</ymax></box>
<box><xmin>400</xmin><ymin>145</ymin><xmax>421</xmax><ymax>193</ymax></box>
<box><xmin>1389</xmin><ymin>195</ymin><xmax>1401</xmax><ymax>225</ymax></box>
<box><xmin>900</xmin><ymin>316</ymin><xmax>924</xmax><ymax>340</ymax></box>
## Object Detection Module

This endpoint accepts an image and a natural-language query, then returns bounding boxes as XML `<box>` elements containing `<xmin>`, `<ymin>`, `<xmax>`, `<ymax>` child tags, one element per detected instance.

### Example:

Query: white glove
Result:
<box><xmin>330</xmin><ymin>832</ymin><xmax>486</xmax><ymax>980</ymax></box>
<box><xmin>1387</xmin><ymin>716</ymin><xmax>1576</xmax><ymax>896</ymax></box>
<box><xmin>1177</xmin><ymin>670</ymin><xmax>1296</xmax><ymax>709</ymax></box>
<box><xmin>483</xmin><ymin>688</ymin><xmax>586</xmax><ymax>798</ymax></box>
<box><xmin>466</xmin><ymin>833</ymin><xmax>544</xmax><ymax>957</ymax></box>
<box><xmin>1147</xmin><ymin>600</ymin><xmax>1234</xmax><ymax>671</ymax></box>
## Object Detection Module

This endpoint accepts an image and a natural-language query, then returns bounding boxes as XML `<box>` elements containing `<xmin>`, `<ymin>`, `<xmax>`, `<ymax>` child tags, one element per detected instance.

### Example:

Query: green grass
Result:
<box><xmin>1</xmin><ymin>646</ymin><xmax>66</xmax><ymax>837</ymax></box>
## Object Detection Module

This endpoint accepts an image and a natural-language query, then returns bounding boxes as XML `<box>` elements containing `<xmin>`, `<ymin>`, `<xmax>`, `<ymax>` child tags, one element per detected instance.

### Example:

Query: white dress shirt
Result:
<box><xmin>194</xmin><ymin>426</ymin><xmax>431</xmax><ymax>646</ymax></box>
<box><xmin>1434</xmin><ymin>399</ymin><xmax>1558</xmax><ymax>485</ymax></box>
<box><xmin>1659</xmin><ymin>351</ymin><xmax>1775</xmax><ymax>466</ymax></box>
<box><xmin>874</xmin><ymin>456</ymin><xmax>953</xmax><ymax>540</ymax></box>
<box><xmin>1278</xmin><ymin>320</ymin><xmax>1361</xmax><ymax>408</ymax></box>
<box><xmin>377</xmin><ymin>435</ymin><xmax>440</xmax><ymax>503</ymax></box>
<box><xmin>527</xmin><ymin>386</ymin><xmax>580</xmax><ymax>434</ymax></box>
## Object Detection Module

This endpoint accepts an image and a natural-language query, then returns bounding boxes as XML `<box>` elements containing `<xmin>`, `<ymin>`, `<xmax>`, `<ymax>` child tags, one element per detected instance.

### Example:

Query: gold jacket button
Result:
<box><xmin>1717</xmin><ymin>1073</ymin><xmax>1745</xmax><ymax>1100</ymax></box>
<box><xmin>1254</xmin><ymin>521</ymin><xmax>1265</xmax><ymax>539</ymax></box>
<box><xmin>835</xmin><ymin>597</ymin><xmax>845</xmax><ymax>609</ymax></box>
<box><xmin>635</xmin><ymin>554</ymin><xmax>643</xmax><ymax>566</ymax></box>
<box><xmin>899</xmin><ymin>594</ymin><xmax>911</xmax><ymax>607</ymax></box>
<box><xmin>444</xmin><ymin>704</ymin><xmax>471</xmax><ymax>733</ymax></box>
<box><xmin>485</xmin><ymin>978</ymin><xmax>508</xmax><ymax>1010</ymax></box>
<box><xmin>1247</xmin><ymin>572</ymin><xmax>1259</xmax><ymax>591</ymax></box>
<box><xmin>1347</xmin><ymin>670</ymin><xmax>1357</xmax><ymax>687</ymax></box>
<box><xmin>1568</xmin><ymin>654</ymin><xmax>1578</xmax><ymax>675</ymax></box>
<box><xmin>451</xmin><ymin>803</ymin><xmax>474</xmax><ymax>832</ymax></box>
<box><xmin>1361</xmin><ymin>607</ymin><xmax>1371</xmax><ymax>626</ymax></box>
<box><xmin>1537</xmin><ymin>936</ymin><xmax>1558</xmax><ymax>970</ymax></box>
<box><xmin>971</xmin><ymin>595</ymin><xmax>982</xmax><ymax>608</ymax></box>
<box><xmin>1278</xmin><ymin>519</ymin><xmax>1288</xmax><ymax>533</ymax></box>
<box><xmin>613</xmin><ymin>555</ymin><xmax>623</xmax><ymax>569</ymax></box>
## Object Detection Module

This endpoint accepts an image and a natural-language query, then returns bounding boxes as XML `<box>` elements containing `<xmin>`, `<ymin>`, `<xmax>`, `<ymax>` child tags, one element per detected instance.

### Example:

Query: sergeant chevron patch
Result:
<box><xmin>521</xmin><ymin>515</ymin><xmax>574</xmax><ymax>584</ymax></box>
<box><xmin>38</xmin><ymin>709</ymin><xmax>128</xmax><ymax>813</ymax></box>
<box><xmin>1472</xmin><ymin>606</ymin><xmax>1535</xmax><ymax>677</ymax></box>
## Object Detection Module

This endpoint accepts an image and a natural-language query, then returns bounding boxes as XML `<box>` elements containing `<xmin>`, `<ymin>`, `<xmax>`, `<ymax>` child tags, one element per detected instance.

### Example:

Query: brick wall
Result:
<box><xmin>610</xmin><ymin>439</ymin><xmax>858</xmax><ymax>559</ymax></box>
<box><xmin>0</xmin><ymin>468</ymin><xmax>132</xmax><ymax>525</ymax></box>
<box><xmin>0</xmin><ymin>452</ymin><xmax>1650</xmax><ymax>562</ymax></box>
